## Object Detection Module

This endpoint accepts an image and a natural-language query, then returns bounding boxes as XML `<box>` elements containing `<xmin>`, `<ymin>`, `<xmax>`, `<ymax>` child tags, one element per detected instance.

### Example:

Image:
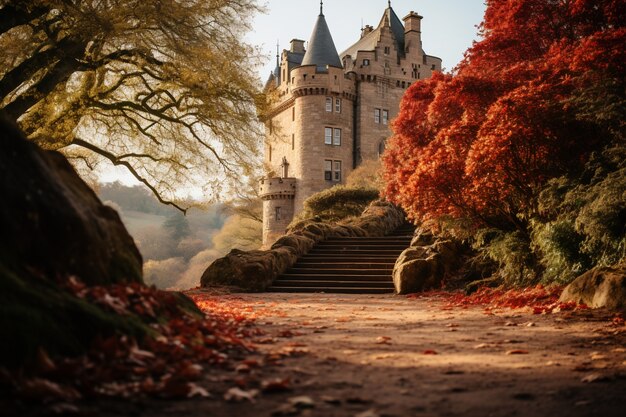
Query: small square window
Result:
<box><xmin>333</xmin><ymin>161</ymin><xmax>342</xmax><ymax>182</ymax></box>
<box><xmin>363</xmin><ymin>59</ymin><xmax>370</xmax><ymax>66</ymax></box>
<box><xmin>325</xmin><ymin>97</ymin><xmax>332</xmax><ymax>112</ymax></box>
<box><xmin>333</xmin><ymin>128</ymin><xmax>341</xmax><ymax>146</ymax></box>
<box><xmin>324</xmin><ymin>127</ymin><xmax>332</xmax><ymax>145</ymax></box>
<box><xmin>324</xmin><ymin>160</ymin><xmax>333</xmax><ymax>181</ymax></box>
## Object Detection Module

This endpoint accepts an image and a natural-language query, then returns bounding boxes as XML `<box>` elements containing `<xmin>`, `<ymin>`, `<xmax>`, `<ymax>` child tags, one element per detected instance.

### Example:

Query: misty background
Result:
<box><xmin>99</xmin><ymin>183</ymin><xmax>262</xmax><ymax>290</ymax></box>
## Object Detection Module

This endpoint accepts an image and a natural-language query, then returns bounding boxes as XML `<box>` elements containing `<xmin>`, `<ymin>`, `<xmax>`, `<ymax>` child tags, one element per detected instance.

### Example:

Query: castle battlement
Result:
<box><xmin>259</xmin><ymin>177</ymin><xmax>297</xmax><ymax>200</ymax></box>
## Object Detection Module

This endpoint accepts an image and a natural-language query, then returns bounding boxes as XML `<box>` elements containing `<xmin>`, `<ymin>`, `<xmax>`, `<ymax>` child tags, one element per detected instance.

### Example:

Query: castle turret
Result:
<box><xmin>260</xmin><ymin>161</ymin><xmax>296</xmax><ymax>247</ymax></box>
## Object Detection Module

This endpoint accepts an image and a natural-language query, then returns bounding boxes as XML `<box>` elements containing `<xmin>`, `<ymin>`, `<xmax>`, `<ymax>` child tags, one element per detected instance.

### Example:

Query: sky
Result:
<box><xmin>252</xmin><ymin>0</ymin><xmax>487</xmax><ymax>81</ymax></box>
<box><xmin>100</xmin><ymin>0</ymin><xmax>487</xmax><ymax>189</ymax></box>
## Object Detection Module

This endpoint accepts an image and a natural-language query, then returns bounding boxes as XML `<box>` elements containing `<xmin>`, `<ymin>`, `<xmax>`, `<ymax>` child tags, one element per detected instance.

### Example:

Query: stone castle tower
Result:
<box><xmin>260</xmin><ymin>1</ymin><xmax>442</xmax><ymax>245</ymax></box>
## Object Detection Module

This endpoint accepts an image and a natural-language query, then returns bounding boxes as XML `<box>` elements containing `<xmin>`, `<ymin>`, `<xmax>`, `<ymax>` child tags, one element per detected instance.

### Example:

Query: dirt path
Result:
<box><xmin>93</xmin><ymin>293</ymin><xmax>624</xmax><ymax>417</ymax></box>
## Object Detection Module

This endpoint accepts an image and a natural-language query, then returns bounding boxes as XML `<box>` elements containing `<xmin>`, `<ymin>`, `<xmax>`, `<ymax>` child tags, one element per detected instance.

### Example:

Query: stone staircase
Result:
<box><xmin>267</xmin><ymin>224</ymin><xmax>415</xmax><ymax>294</ymax></box>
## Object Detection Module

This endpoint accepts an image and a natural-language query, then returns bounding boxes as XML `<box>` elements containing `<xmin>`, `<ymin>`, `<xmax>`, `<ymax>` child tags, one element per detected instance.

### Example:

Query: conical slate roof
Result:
<box><xmin>301</xmin><ymin>11</ymin><xmax>342</xmax><ymax>71</ymax></box>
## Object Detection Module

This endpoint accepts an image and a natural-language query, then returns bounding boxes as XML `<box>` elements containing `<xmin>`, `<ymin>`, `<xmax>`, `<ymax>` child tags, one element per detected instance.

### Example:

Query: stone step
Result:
<box><xmin>308</xmin><ymin>249</ymin><xmax>405</xmax><ymax>255</ymax></box>
<box><xmin>322</xmin><ymin>238</ymin><xmax>412</xmax><ymax>244</ymax></box>
<box><xmin>297</xmin><ymin>256</ymin><xmax>400</xmax><ymax>263</ymax></box>
<box><xmin>267</xmin><ymin>223</ymin><xmax>413</xmax><ymax>294</ymax></box>
<box><xmin>266</xmin><ymin>286</ymin><xmax>394</xmax><ymax>294</ymax></box>
<box><xmin>279</xmin><ymin>273</ymin><xmax>392</xmax><ymax>281</ymax></box>
<box><xmin>272</xmin><ymin>279</ymin><xmax>393</xmax><ymax>288</ymax></box>
<box><xmin>293</xmin><ymin>262</ymin><xmax>396</xmax><ymax>269</ymax></box>
<box><xmin>286</xmin><ymin>268</ymin><xmax>392</xmax><ymax>275</ymax></box>
<box><xmin>314</xmin><ymin>244</ymin><xmax>410</xmax><ymax>250</ymax></box>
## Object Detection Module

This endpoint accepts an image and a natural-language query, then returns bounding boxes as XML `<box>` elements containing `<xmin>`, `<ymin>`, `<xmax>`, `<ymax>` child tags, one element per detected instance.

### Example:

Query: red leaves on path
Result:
<box><xmin>408</xmin><ymin>285</ymin><xmax>588</xmax><ymax>314</ymax></box>
<box><xmin>4</xmin><ymin>283</ymin><xmax>271</xmax><ymax>404</ymax></box>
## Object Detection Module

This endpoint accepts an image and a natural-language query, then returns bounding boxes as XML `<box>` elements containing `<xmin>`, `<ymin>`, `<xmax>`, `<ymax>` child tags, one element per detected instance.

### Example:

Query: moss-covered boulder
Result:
<box><xmin>200</xmin><ymin>248</ymin><xmax>297</xmax><ymax>291</ymax></box>
<box><xmin>0</xmin><ymin>119</ymin><xmax>142</xmax><ymax>285</ymax></box>
<box><xmin>392</xmin><ymin>233</ymin><xmax>464</xmax><ymax>294</ymax></box>
<box><xmin>0</xmin><ymin>117</ymin><xmax>149</xmax><ymax>367</ymax></box>
<box><xmin>560</xmin><ymin>265</ymin><xmax>626</xmax><ymax>312</ymax></box>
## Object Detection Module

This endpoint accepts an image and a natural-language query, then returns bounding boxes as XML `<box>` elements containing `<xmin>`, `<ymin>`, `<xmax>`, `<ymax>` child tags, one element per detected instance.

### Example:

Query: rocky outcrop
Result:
<box><xmin>201</xmin><ymin>201</ymin><xmax>405</xmax><ymax>291</ymax></box>
<box><xmin>392</xmin><ymin>227</ymin><xmax>464</xmax><ymax>294</ymax></box>
<box><xmin>0</xmin><ymin>117</ymin><xmax>142</xmax><ymax>285</ymax></box>
<box><xmin>0</xmin><ymin>116</ymin><xmax>147</xmax><ymax>367</ymax></box>
<box><xmin>560</xmin><ymin>265</ymin><xmax>626</xmax><ymax>312</ymax></box>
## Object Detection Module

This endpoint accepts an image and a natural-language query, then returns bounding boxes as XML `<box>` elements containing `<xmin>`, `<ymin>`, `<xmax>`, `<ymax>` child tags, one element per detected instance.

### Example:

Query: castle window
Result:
<box><xmin>324</xmin><ymin>127</ymin><xmax>333</xmax><ymax>145</ymax></box>
<box><xmin>363</xmin><ymin>59</ymin><xmax>370</xmax><ymax>66</ymax></box>
<box><xmin>378</xmin><ymin>140</ymin><xmax>386</xmax><ymax>158</ymax></box>
<box><xmin>374</xmin><ymin>108</ymin><xmax>381</xmax><ymax>124</ymax></box>
<box><xmin>333</xmin><ymin>161</ymin><xmax>342</xmax><ymax>181</ymax></box>
<box><xmin>432</xmin><ymin>64</ymin><xmax>436</xmax><ymax>70</ymax></box>
<box><xmin>275</xmin><ymin>207</ymin><xmax>282</xmax><ymax>221</ymax></box>
<box><xmin>324</xmin><ymin>160</ymin><xmax>342</xmax><ymax>182</ymax></box>
<box><xmin>324</xmin><ymin>160</ymin><xmax>333</xmax><ymax>180</ymax></box>
<box><xmin>335</xmin><ymin>98</ymin><xmax>341</xmax><ymax>113</ymax></box>
<box><xmin>384</xmin><ymin>46</ymin><xmax>390</xmax><ymax>55</ymax></box>
<box><xmin>292</xmin><ymin>107</ymin><xmax>295</xmax><ymax>121</ymax></box>
<box><xmin>325</xmin><ymin>97</ymin><xmax>332</xmax><ymax>112</ymax></box>
<box><xmin>269</xmin><ymin>145</ymin><xmax>272</xmax><ymax>162</ymax></box>
<box><xmin>333</xmin><ymin>128</ymin><xmax>341</xmax><ymax>146</ymax></box>
<box><xmin>292</xmin><ymin>134</ymin><xmax>295</xmax><ymax>150</ymax></box>
<box><xmin>382</xmin><ymin>110</ymin><xmax>389</xmax><ymax>125</ymax></box>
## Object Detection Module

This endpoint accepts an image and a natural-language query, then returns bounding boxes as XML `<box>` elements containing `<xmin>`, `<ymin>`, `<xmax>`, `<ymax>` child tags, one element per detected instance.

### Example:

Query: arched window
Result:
<box><xmin>378</xmin><ymin>139</ymin><xmax>386</xmax><ymax>158</ymax></box>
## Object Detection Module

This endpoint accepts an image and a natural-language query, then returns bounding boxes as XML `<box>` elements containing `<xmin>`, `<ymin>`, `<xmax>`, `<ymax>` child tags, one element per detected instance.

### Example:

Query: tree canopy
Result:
<box><xmin>383</xmin><ymin>0</ymin><xmax>625</xmax><ymax>231</ymax></box>
<box><xmin>0</xmin><ymin>0</ymin><xmax>266</xmax><ymax>210</ymax></box>
<box><xmin>382</xmin><ymin>0</ymin><xmax>625</xmax><ymax>284</ymax></box>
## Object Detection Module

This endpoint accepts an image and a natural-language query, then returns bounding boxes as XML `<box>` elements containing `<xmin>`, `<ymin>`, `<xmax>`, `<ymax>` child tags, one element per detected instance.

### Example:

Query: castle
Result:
<box><xmin>260</xmin><ymin>1</ymin><xmax>442</xmax><ymax>245</ymax></box>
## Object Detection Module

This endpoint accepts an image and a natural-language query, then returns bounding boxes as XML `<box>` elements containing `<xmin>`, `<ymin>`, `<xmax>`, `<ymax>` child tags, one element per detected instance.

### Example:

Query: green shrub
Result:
<box><xmin>290</xmin><ymin>186</ymin><xmax>380</xmax><ymax>227</ymax></box>
<box><xmin>531</xmin><ymin>219</ymin><xmax>590</xmax><ymax>284</ymax></box>
<box><xmin>528</xmin><ymin>148</ymin><xmax>626</xmax><ymax>284</ymax></box>
<box><xmin>472</xmin><ymin>229</ymin><xmax>539</xmax><ymax>286</ymax></box>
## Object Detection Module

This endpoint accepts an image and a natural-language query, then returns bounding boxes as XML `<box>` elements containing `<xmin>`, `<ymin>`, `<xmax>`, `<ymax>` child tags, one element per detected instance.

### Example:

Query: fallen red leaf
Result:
<box><xmin>261</xmin><ymin>377</ymin><xmax>291</xmax><ymax>393</ymax></box>
<box><xmin>506</xmin><ymin>349</ymin><xmax>529</xmax><ymax>355</ymax></box>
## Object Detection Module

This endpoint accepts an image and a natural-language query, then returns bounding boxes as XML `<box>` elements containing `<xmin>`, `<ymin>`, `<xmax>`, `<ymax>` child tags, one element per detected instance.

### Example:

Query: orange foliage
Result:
<box><xmin>382</xmin><ymin>0</ymin><xmax>625</xmax><ymax>230</ymax></box>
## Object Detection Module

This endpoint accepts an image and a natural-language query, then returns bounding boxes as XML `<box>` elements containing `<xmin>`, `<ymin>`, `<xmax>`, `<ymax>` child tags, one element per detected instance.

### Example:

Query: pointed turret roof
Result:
<box><xmin>301</xmin><ymin>4</ymin><xmax>342</xmax><ymax>71</ymax></box>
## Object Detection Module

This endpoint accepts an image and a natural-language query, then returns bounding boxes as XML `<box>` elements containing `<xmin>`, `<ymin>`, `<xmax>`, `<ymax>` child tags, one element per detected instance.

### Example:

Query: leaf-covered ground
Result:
<box><xmin>5</xmin><ymin>290</ymin><xmax>626</xmax><ymax>417</ymax></box>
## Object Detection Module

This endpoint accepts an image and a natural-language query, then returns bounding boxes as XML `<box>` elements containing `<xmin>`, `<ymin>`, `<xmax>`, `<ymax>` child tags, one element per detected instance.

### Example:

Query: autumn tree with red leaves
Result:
<box><xmin>383</xmin><ymin>0</ymin><xmax>625</xmax><ymax>284</ymax></box>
